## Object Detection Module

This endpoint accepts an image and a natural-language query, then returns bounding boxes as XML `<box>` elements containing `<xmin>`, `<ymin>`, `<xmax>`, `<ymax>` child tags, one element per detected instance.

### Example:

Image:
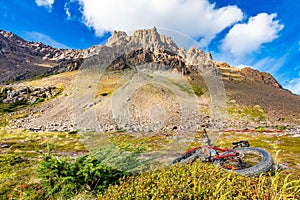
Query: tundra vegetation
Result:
<box><xmin>0</xmin><ymin>127</ymin><xmax>299</xmax><ymax>199</ymax></box>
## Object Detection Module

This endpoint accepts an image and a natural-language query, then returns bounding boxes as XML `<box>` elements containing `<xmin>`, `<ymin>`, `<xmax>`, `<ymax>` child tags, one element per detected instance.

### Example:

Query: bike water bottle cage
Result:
<box><xmin>232</xmin><ymin>140</ymin><xmax>250</xmax><ymax>148</ymax></box>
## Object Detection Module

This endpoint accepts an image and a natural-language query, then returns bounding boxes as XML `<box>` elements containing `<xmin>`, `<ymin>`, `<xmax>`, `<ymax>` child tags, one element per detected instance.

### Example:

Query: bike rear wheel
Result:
<box><xmin>213</xmin><ymin>147</ymin><xmax>274</xmax><ymax>176</ymax></box>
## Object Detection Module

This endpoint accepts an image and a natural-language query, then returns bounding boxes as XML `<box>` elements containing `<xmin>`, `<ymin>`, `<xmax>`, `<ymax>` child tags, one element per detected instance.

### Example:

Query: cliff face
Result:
<box><xmin>106</xmin><ymin>27</ymin><xmax>179</xmax><ymax>52</ymax></box>
<box><xmin>98</xmin><ymin>27</ymin><xmax>218</xmax><ymax>77</ymax></box>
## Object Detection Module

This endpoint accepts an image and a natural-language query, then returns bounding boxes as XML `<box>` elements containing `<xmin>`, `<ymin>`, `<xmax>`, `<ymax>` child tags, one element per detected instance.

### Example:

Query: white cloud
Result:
<box><xmin>22</xmin><ymin>32</ymin><xmax>69</xmax><ymax>49</ymax></box>
<box><xmin>35</xmin><ymin>0</ymin><xmax>54</xmax><ymax>10</ymax></box>
<box><xmin>77</xmin><ymin>0</ymin><xmax>243</xmax><ymax>46</ymax></box>
<box><xmin>253</xmin><ymin>54</ymin><xmax>287</xmax><ymax>74</ymax></box>
<box><xmin>64</xmin><ymin>3</ymin><xmax>71</xmax><ymax>19</ymax></box>
<box><xmin>64</xmin><ymin>0</ymin><xmax>82</xmax><ymax>20</ymax></box>
<box><xmin>284</xmin><ymin>73</ymin><xmax>300</xmax><ymax>95</ymax></box>
<box><xmin>221</xmin><ymin>13</ymin><xmax>284</xmax><ymax>58</ymax></box>
<box><xmin>236</xmin><ymin>64</ymin><xmax>250</xmax><ymax>68</ymax></box>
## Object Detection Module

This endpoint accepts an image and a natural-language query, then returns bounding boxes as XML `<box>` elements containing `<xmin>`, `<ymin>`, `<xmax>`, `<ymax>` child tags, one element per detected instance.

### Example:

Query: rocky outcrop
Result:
<box><xmin>0</xmin><ymin>86</ymin><xmax>61</xmax><ymax>104</ymax></box>
<box><xmin>240</xmin><ymin>67</ymin><xmax>282</xmax><ymax>89</ymax></box>
<box><xmin>106</xmin><ymin>27</ymin><xmax>178</xmax><ymax>53</ymax></box>
<box><xmin>102</xmin><ymin>27</ymin><xmax>216</xmax><ymax>75</ymax></box>
<box><xmin>216</xmin><ymin>62</ymin><xmax>282</xmax><ymax>89</ymax></box>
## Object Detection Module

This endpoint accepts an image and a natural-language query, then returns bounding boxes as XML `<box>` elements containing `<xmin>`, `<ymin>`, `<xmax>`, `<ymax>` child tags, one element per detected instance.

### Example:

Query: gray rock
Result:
<box><xmin>0</xmin><ymin>86</ymin><xmax>61</xmax><ymax>104</ymax></box>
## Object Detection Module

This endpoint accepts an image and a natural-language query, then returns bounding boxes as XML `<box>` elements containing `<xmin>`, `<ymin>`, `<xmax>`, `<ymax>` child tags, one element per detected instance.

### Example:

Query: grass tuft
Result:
<box><xmin>100</xmin><ymin>161</ymin><xmax>300</xmax><ymax>200</ymax></box>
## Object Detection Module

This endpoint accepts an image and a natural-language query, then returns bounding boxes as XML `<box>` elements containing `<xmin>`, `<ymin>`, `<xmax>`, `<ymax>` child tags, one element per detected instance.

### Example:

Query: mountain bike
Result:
<box><xmin>171</xmin><ymin>129</ymin><xmax>274</xmax><ymax>176</ymax></box>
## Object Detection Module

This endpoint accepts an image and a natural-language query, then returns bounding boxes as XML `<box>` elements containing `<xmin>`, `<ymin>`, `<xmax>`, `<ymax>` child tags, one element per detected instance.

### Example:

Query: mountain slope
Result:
<box><xmin>216</xmin><ymin>62</ymin><xmax>300</xmax><ymax>126</ymax></box>
<box><xmin>0</xmin><ymin>28</ymin><xmax>299</xmax><ymax>130</ymax></box>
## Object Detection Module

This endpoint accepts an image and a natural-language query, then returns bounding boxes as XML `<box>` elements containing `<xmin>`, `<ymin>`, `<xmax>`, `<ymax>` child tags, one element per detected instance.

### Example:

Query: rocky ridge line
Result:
<box><xmin>0</xmin><ymin>28</ymin><xmax>283</xmax><ymax>89</ymax></box>
<box><xmin>103</xmin><ymin>27</ymin><xmax>217</xmax><ymax>76</ymax></box>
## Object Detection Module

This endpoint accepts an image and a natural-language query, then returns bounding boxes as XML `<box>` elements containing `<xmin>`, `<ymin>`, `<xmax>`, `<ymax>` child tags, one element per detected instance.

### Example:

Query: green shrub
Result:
<box><xmin>0</xmin><ymin>116</ymin><xmax>9</xmax><ymax>127</ymax></box>
<box><xmin>275</xmin><ymin>126</ymin><xmax>287</xmax><ymax>130</ymax></box>
<box><xmin>0</xmin><ymin>100</ymin><xmax>29</xmax><ymax>113</ymax></box>
<box><xmin>0</xmin><ymin>100</ymin><xmax>30</xmax><ymax>127</ymax></box>
<box><xmin>255</xmin><ymin>126</ymin><xmax>266</xmax><ymax>132</ymax></box>
<box><xmin>68</xmin><ymin>130</ymin><xmax>79</xmax><ymax>134</ymax></box>
<box><xmin>38</xmin><ymin>148</ymin><xmax>129</xmax><ymax>199</ymax></box>
<box><xmin>34</xmin><ymin>98</ymin><xmax>45</xmax><ymax>104</ymax></box>
<box><xmin>116</xmin><ymin>128</ymin><xmax>127</xmax><ymax>133</ymax></box>
<box><xmin>192</xmin><ymin>85</ymin><xmax>204</xmax><ymax>97</ymax></box>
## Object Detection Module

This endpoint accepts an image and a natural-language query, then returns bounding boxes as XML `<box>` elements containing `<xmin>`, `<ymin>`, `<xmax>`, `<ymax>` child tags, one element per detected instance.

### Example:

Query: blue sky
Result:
<box><xmin>0</xmin><ymin>0</ymin><xmax>299</xmax><ymax>94</ymax></box>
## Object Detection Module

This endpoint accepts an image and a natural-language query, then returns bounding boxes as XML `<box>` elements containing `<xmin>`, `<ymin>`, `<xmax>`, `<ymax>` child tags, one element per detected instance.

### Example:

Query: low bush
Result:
<box><xmin>38</xmin><ymin>146</ymin><xmax>129</xmax><ymax>199</ymax></box>
<box><xmin>255</xmin><ymin>126</ymin><xmax>266</xmax><ymax>132</ymax></box>
<box><xmin>0</xmin><ymin>100</ymin><xmax>29</xmax><ymax>114</ymax></box>
<box><xmin>192</xmin><ymin>85</ymin><xmax>204</xmax><ymax>97</ymax></box>
<box><xmin>275</xmin><ymin>126</ymin><xmax>287</xmax><ymax>130</ymax></box>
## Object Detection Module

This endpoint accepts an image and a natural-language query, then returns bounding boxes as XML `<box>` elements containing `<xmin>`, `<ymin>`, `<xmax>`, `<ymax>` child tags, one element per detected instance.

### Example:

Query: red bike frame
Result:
<box><xmin>181</xmin><ymin>145</ymin><xmax>240</xmax><ymax>162</ymax></box>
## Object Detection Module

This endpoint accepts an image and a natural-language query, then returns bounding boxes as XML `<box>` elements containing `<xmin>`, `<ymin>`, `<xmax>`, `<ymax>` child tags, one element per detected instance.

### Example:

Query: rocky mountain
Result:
<box><xmin>0</xmin><ymin>27</ymin><xmax>299</xmax><ymax>131</ymax></box>
<box><xmin>0</xmin><ymin>30</ymin><xmax>98</xmax><ymax>83</ymax></box>
<box><xmin>0</xmin><ymin>28</ymin><xmax>281</xmax><ymax>88</ymax></box>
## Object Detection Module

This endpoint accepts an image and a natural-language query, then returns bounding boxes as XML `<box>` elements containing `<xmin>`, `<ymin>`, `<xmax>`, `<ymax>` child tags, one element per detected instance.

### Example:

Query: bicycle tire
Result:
<box><xmin>213</xmin><ymin>147</ymin><xmax>274</xmax><ymax>176</ymax></box>
<box><xmin>171</xmin><ymin>149</ymin><xmax>203</xmax><ymax>164</ymax></box>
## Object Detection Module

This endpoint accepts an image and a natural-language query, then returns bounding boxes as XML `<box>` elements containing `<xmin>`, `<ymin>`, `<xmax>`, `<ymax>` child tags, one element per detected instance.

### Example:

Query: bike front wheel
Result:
<box><xmin>213</xmin><ymin>147</ymin><xmax>274</xmax><ymax>176</ymax></box>
<box><xmin>171</xmin><ymin>148</ymin><xmax>204</xmax><ymax>164</ymax></box>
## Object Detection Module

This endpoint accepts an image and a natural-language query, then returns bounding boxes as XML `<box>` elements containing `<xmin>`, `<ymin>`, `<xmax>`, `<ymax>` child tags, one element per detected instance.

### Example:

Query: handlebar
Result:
<box><xmin>232</xmin><ymin>140</ymin><xmax>250</xmax><ymax>149</ymax></box>
<box><xmin>202</xmin><ymin>129</ymin><xmax>250</xmax><ymax>148</ymax></box>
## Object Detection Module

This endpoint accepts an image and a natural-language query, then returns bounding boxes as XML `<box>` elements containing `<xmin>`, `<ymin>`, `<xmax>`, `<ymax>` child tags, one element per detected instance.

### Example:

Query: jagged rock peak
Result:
<box><xmin>106</xmin><ymin>27</ymin><xmax>178</xmax><ymax>52</ymax></box>
<box><xmin>0</xmin><ymin>30</ymin><xmax>21</xmax><ymax>40</ymax></box>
